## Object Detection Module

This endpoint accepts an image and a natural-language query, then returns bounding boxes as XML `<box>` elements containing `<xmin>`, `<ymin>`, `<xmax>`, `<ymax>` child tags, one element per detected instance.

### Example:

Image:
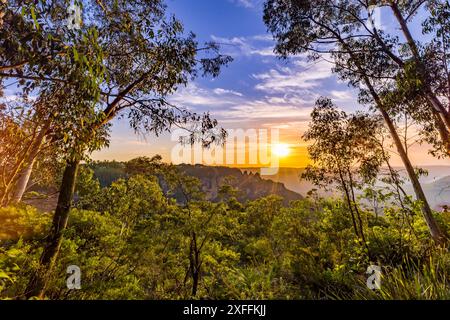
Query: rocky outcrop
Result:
<box><xmin>178</xmin><ymin>164</ymin><xmax>303</xmax><ymax>205</ymax></box>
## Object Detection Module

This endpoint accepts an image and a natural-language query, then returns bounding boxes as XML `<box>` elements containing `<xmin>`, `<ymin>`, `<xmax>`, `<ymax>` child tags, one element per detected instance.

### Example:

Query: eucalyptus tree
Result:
<box><xmin>263</xmin><ymin>0</ymin><xmax>447</xmax><ymax>243</ymax></box>
<box><xmin>391</xmin><ymin>0</ymin><xmax>450</xmax><ymax>152</ymax></box>
<box><xmin>1</xmin><ymin>1</ymin><xmax>232</xmax><ymax>204</ymax></box>
<box><xmin>161</xmin><ymin>170</ymin><xmax>227</xmax><ymax>297</ymax></box>
<box><xmin>94</xmin><ymin>158</ymin><xmax>232</xmax><ymax>298</ymax></box>
<box><xmin>17</xmin><ymin>1</ymin><xmax>232</xmax><ymax>299</ymax></box>
<box><xmin>1</xmin><ymin>0</ymin><xmax>107</xmax><ymax>204</ymax></box>
<box><xmin>264</xmin><ymin>0</ymin><xmax>450</xmax><ymax>155</ymax></box>
<box><xmin>0</xmin><ymin>102</ymin><xmax>35</xmax><ymax>206</ymax></box>
<box><xmin>302</xmin><ymin>98</ymin><xmax>384</xmax><ymax>250</ymax></box>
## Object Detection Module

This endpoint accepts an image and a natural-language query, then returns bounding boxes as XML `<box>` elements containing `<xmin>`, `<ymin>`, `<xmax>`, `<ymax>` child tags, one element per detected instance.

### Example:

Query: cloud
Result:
<box><xmin>170</xmin><ymin>84</ymin><xmax>237</xmax><ymax>108</ymax></box>
<box><xmin>253</xmin><ymin>58</ymin><xmax>334</xmax><ymax>93</ymax></box>
<box><xmin>169</xmin><ymin>83</ymin><xmax>313</xmax><ymax>124</ymax></box>
<box><xmin>262</xmin><ymin>120</ymin><xmax>310</xmax><ymax>129</ymax></box>
<box><xmin>250</xmin><ymin>47</ymin><xmax>276</xmax><ymax>56</ymax></box>
<box><xmin>330</xmin><ymin>90</ymin><xmax>355</xmax><ymax>101</ymax></box>
<box><xmin>252</xmin><ymin>34</ymin><xmax>274</xmax><ymax>41</ymax></box>
<box><xmin>228</xmin><ymin>0</ymin><xmax>260</xmax><ymax>8</ymax></box>
<box><xmin>211</xmin><ymin>35</ymin><xmax>276</xmax><ymax>57</ymax></box>
<box><xmin>216</xmin><ymin>98</ymin><xmax>312</xmax><ymax>120</ymax></box>
<box><xmin>167</xmin><ymin>52</ymin><xmax>347</xmax><ymax>132</ymax></box>
<box><xmin>266</xmin><ymin>93</ymin><xmax>318</xmax><ymax>105</ymax></box>
<box><xmin>213</xmin><ymin>88</ymin><xmax>243</xmax><ymax>97</ymax></box>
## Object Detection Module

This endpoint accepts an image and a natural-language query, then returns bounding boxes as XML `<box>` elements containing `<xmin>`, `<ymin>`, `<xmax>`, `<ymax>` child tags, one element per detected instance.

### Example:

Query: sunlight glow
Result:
<box><xmin>272</xmin><ymin>143</ymin><xmax>291</xmax><ymax>158</ymax></box>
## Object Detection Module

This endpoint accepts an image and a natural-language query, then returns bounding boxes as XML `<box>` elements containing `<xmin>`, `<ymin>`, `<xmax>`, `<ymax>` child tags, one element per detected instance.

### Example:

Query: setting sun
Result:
<box><xmin>272</xmin><ymin>143</ymin><xmax>291</xmax><ymax>158</ymax></box>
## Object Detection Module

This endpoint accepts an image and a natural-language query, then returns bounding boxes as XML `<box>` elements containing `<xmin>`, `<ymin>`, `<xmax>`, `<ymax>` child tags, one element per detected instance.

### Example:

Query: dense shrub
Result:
<box><xmin>1</xmin><ymin>174</ymin><xmax>449</xmax><ymax>300</ymax></box>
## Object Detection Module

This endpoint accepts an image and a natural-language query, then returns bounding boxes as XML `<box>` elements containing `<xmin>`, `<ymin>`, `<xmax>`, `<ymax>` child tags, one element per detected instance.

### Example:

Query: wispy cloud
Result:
<box><xmin>253</xmin><ymin>58</ymin><xmax>334</xmax><ymax>93</ymax></box>
<box><xmin>213</xmin><ymin>88</ymin><xmax>243</xmax><ymax>97</ymax></box>
<box><xmin>168</xmin><ymin>55</ymin><xmax>355</xmax><ymax>129</ymax></box>
<box><xmin>261</xmin><ymin>120</ymin><xmax>310</xmax><ymax>130</ymax></box>
<box><xmin>169</xmin><ymin>83</ymin><xmax>313</xmax><ymax>126</ymax></box>
<box><xmin>167</xmin><ymin>47</ymin><xmax>355</xmax><ymax>133</ymax></box>
<box><xmin>252</xmin><ymin>34</ymin><xmax>274</xmax><ymax>41</ymax></box>
<box><xmin>211</xmin><ymin>35</ymin><xmax>275</xmax><ymax>57</ymax></box>
<box><xmin>170</xmin><ymin>84</ymin><xmax>241</xmax><ymax>108</ymax></box>
<box><xmin>215</xmin><ymin>98</ymin><xmax>312</xmax><ymax>121</ymax></box>
<box><xmin>330</xmin><ymin>90</ymin><xmax>355</xmax><ymax>101</ymax></box>
<box><xmin>228</xmin><ymin>0</ymin><xmax>261</xmax><ymax>8</ymax></box>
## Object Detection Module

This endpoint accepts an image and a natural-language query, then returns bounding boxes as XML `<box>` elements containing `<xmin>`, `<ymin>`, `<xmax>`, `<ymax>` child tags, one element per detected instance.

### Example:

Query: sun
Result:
<box><xmin>272</xmin><ymin>143</ymin><xmax>291</xmax><ymax>157</ymax></box>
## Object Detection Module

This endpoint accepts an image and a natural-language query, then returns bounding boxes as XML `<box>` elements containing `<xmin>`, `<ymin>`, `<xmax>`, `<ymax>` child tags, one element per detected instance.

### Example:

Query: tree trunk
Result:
<box><xmin>378</xmin><ymin>107</ymin><xmax>446</xmax><ymax>244</ymax></box>
<box><xmin>332</xmin><ymin>16</ymin><xmax>446</xmax><ymax>244</ymax></box>
<box><xmin>10</xmin><ymin>159</ymin><xmax>36</xmax><ymax>203</ymax></box>
<box><xmin>2</xmin><ymin>119</ymin><xmax>50</xmax><ymax>205</ymax></box>
<box><xmin>390</xmin><ymin>2</ymin><xmax>450</xmax><ymax>154</ymax></box>
<box><xmin>338</xmin><ymin>169</ymin><xmax>360</xmax><ymax>239</ymax></box>
<box><xmin>347</xmin><ymin>169</ymin><xmax>368</xmax><ymax>247</ymax></box>
<box><xmin>357</xmin><ymin>68</ymin><xmax>447</xmax><ymax>244</ymax></box>
<box><xmin>192</xmin><ymin>270</ymin><xmax>199</xmax><ymax>297</ymax></box>
<box><xmin>190</xmin><ymin>232</ymin><xmax>200</xmax><ymax>297</ymax></box>
<box><xmin>24</xmin><ymin>159</ymin><xmax>79</xmax><ymax>299</ymax></box>
<box><xmin>433</xmin><ymin>110</ymin><xmax>450</xmax><ymax>155</ymax></box>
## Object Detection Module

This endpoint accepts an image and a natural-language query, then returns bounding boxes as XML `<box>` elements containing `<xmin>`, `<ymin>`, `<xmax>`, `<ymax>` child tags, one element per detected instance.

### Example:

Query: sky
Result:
<box><xmin>92</xmin><ymin>0</ymin><xmax>450</xmax><ymax>168</ymax></box>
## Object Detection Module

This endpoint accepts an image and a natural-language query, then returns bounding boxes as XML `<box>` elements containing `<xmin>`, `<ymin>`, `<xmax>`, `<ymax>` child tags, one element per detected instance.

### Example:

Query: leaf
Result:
<box><xmin>30</xmin><ymin>6</ymin><xmax>40</xmax><ymax>31</ymax></box>
<box><xmin>0</xmin><ymin>271</ymin><xmax>12</xmax><ymax>281</ymax></box>
<box><xmin>73</xmin><ymin>47</ymin><xmax>79</xmax><ymax>62</ymax></box>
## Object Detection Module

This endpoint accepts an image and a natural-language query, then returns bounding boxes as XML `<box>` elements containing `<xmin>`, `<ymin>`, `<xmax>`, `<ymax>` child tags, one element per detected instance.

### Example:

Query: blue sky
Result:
<box><xmin>93</xmin><ymin>0</ymin><xmax>450</xmax><ymax>167</ymax></box>
<box><xmin>95</xmin><ymin>0</ymin><xmax>356</xmax><ymax>166</ymax></box>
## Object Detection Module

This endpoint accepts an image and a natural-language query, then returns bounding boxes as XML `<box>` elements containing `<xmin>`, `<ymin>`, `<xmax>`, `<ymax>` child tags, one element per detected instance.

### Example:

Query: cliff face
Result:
<box><xmin>89</xmin><ymin>162</ymin><xmax>304</xmax><ymax>205</ymax></box>
<box><xmin>177</xmin><ymin>164</ymin><xmax>303</xmax><ymax>205</ymax></box>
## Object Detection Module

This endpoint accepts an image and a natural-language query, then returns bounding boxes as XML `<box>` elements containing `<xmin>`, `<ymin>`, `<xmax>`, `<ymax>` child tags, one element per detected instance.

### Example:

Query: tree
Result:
<box><xmin>263</xmin><ymin>0</ymin><xmax>447</xmax><ymax>244</ymax></box>
<box><xmin>22</xmin><ymin>0</ymin><xmax>232</xmax><ymax>299</ymax></box>
<box><xmin>263</xmin><ymin>0</ymin><xmax>450</xmax><ymax>155</ymax></box>
<box><xmin>390</xmin><ymin>0</ymin><xmax>450</xmax><ymax>150</ymax></box>
<box><xmin>1</xmin><ymin>1</ymin><xmax>232</xmax><ymax>204</ymax></box>
<box><xmin>302</xmin><ymin>98</ymin><xmax>384</xmax><ymax>252</ymax></box>
<box><xmin>1</xmin><ymin>1</ymin><xmax>108</xmax><ymax>204</ymax></box>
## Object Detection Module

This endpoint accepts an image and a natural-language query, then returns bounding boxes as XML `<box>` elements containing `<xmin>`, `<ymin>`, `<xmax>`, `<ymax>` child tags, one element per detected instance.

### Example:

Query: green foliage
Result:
<box><xmin>0</xmin><ymin>205</ymin><xmax>51</xmax><ymax>298</ymax></box>
<box><xmin>0</xmin><ymin>205</ymin><xmax>50</xmax><ymax>241</ymax></box>
<box><xmin>1</xmin><ymin>169</ymin><xmax>449</xmax><ymax>300</ymax></box>
<box><xmin>352</xmin><ymin>249</ymin><xmax>450</xmax><ymax>300</ymax></box>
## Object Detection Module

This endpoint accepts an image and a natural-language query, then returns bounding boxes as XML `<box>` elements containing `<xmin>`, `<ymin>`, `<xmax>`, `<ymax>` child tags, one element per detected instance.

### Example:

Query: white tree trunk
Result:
<box><xmin>11</xmin><ymin>158</ymin><xmax>36</xmax><ymax>203</ymax></box>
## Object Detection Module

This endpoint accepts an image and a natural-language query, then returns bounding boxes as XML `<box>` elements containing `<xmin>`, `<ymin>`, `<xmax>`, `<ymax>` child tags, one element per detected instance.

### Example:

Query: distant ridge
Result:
<box><xmin>243</xmin><ymin>167</ymin><xmax>450</xmax><ymax>209</ymax></box>
<box><xmin>91</xmin><ymin>163</ymin><xmax>303</xmax><ymax>205</ymax></box>
<box><xmin>421</xmin><ymin>175</ymin><xmax>450</xmax><ymax>210</ymax></box>
<box><xmin>178</xmin><ymin>164</ymin><xmax>303</xmax><ymax>205</ymax></box>
<box><xmin>91</xmin><ymin>162</ymin><xmax>450</xmax><ymax>208</ymax></box>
